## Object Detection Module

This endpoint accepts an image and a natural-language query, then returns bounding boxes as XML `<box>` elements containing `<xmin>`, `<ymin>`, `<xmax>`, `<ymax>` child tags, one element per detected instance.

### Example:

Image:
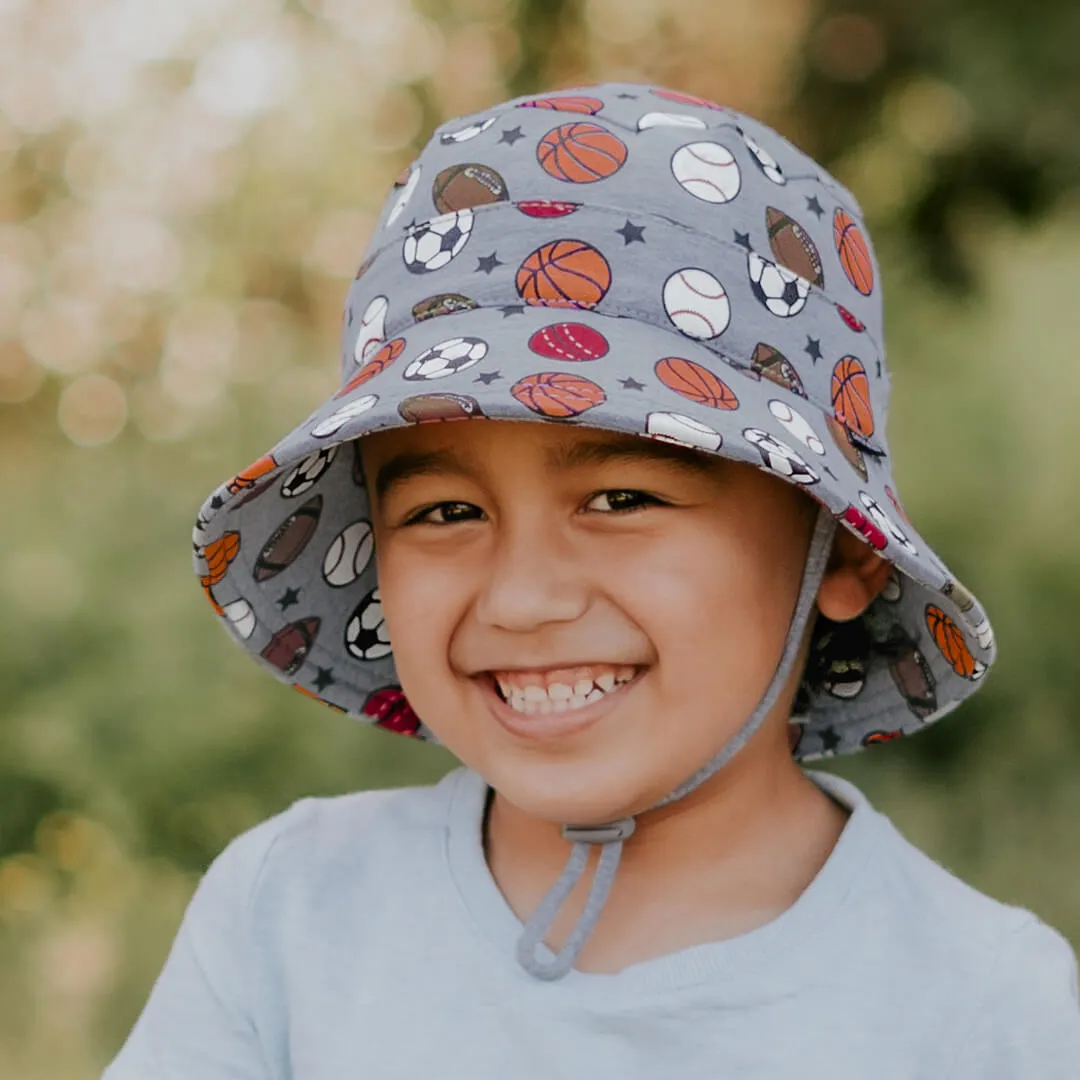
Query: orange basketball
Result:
<box><xmin>335</xmin><ymin>338</ymin><xmax>406</xmax><ymax>397</ymax></box>
<box><xmin>519</xmin><ymin>95</ymin><xmax>603</xmax><ymax>115</ymax></box>
<box><xmin>226</xmin><ymin>453</ymin><xmax>277</xmax><ymax>494</ymax></box>
<box><xmin>833</xmin><ymin>209</ymin><xmax>874</xmax><ymax>296</ymax></box>
<box><xmin>830</xmin><ymin>356</ymin><xmax>874</xmax><ymax>437</ymax></box>
<box><xmin>516</xmin><ymin>240</ymin><xmax>612</xmax><ymax>308</ymax></box>
<box><xmin>511</xmin><ymin>372</ymin><xmax>607</xmax><ymax>418</ymax></box>
<box><xmin>537</xmin><ymin>122</ymin><xmax>628</xmax><ymax>184</ymax></box>
<box><xmin>925</xmin><ymin>604</ymin><xmax>980</xmax><ymax>678</ymax></box>
<box><xmin>200</xmin><ymin>531</ymin><xmax>240</xmax><ymax>588</ymax></box>
<box><xmin>655</xmin><ymin>357</ymin><xmax>739</xmax><ymax>410</ymax></box>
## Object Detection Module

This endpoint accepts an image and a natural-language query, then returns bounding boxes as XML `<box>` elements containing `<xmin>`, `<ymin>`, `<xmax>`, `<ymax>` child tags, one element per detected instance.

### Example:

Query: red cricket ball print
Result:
<box><xmin>515</xmin><ymin>200</ymin><xmax>581</xmax><ymax>218</ymax></box>
<box><xmin>537</xmin><ymin>122</ymin><xmax>628</xmax><ymax>183</ymax></box>
<box><xmin>528</xmin><ymin>322</ymin><xmax>609</xmax><ymax>361</ymax></box>
<box><xmin>841</xmin><ymin>505</ymin><xmax>887</xmax><ymax>551</ymax></box>
<box><xmin>654</xmin><ymin>356</ymin><xmax>739</xmax><ymax>409</ymax></box>
<box><xmin>837</xmin><ymin>304</ymin><xmax>865</xmax><ymax>332</ymax></box>
<box><xmin>364</xmin><ymin>687</ymin><xmax>422</xmax><ymax>736</ymax></box>
<box><xmin>511</xmin><ymin>372</ymin><xmax>607</xmax><ymax>418</ymax></box>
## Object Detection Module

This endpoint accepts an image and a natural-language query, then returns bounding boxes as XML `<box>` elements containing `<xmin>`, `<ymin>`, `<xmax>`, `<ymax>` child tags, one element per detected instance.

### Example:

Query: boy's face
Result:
<box><xmin>361</xmin><ymin>419</ymin><xmax>820</xmax><ymax>825</ymax></box>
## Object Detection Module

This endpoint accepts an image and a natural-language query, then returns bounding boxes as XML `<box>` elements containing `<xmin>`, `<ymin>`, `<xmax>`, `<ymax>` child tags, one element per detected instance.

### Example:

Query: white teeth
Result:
<box><xmin>573</xmin><ymin>679</ymin><xmax>593</xmax><ymax>697</ymax></box>
<box><xmin>596</xmin><ymin>672</ymin><xmax>615</xmax><ymax>693</ymax></box>
<box><xmin>585</xmin><ymin>687</ymin><xmax>605</xmax><ymax>703</ymax></box>
<box><xmin>494</xmin><ymin>666</ymin><xmax>641</xmax><ymax>717</ymax></box>
<box><xmin>548</xmin><ymin>683</ymin><xmax>572</xmax><ymax>701</ymax></box>
<box><xmin>524</xmin><ymin>685</ymin><xmax>547</xmax><ymax>702</ymax></box>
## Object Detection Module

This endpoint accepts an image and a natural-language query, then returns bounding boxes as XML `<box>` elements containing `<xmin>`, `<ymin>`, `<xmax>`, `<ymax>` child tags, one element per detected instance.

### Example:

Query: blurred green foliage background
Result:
<box><xmin>1</xmin><ymin>0</ymin><xmax>1078</xmax><ymax>1075</ymax></box>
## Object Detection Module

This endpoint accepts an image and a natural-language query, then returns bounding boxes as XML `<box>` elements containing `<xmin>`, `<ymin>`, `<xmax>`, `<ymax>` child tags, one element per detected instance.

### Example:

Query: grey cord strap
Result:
<box><xmin>515</xmin><ymin>506</ymin><xmax>837</xmax><ymax>980</ymax></box>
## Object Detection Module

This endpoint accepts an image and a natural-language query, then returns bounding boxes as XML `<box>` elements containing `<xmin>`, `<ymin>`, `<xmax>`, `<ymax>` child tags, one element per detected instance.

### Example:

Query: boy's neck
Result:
<box><xmin>482</xmin><ymin>748</ymin><xmax>850</xmax><ymax>975</ymax></box>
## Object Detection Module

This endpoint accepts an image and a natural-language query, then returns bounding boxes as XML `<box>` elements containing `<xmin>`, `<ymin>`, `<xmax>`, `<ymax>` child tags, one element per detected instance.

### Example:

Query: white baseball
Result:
<box><xmin>645</xmin><ymin>411</ymin><xmax>722</xmax><ymax>451</ymax></box>
<box><xmin>353</xmin><ymin>296</ymin><xmax>388</xmax><ymax>365</ymax></box>
<box><xmin>637</xmin><ymin>111</ymin><xmax>708</xmax><ymax>132</ymax></box>
<box><xmin>386</xmin><ymin>165</ymin><xmax>421</xmax><ymax>227</ymax></box>
<box><xmin>222</xmin><ymin>599</ymin><xmax>256</xmax><ymax>640</ymax></box>
<box><xmin>322</xmin><ymin>520</ymin><xmax>374</xmax><ymax>587</ymax></box>
<box><xmin>439</xmin><ymin>115</ymin><xmax>497</xmax><ymax>144</ymax></box>
<box><xmin>311</xmin><ymin>394</ymin><xmax>378</xmax><ymax>438</ymax></box>
<box><xmin>768</xmin><ymin>400</ymin><xmax>825</xmax><ymax>455</ymax></box>
<box><xmin>662</xmin><ymin>268</ymin><xmax>730</xmax><ymax>340</ymax></box>
<box><xmin>670</xmin><ymin>142</ymin><xmax>741</xmax><ymax>203</ymax></box>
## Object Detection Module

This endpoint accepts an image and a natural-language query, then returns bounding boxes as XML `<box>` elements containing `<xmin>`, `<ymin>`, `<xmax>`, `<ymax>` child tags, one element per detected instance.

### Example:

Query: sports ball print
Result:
<box><xmin>824</xmin><ymin>414</ymin><xmax>868</xmax><ymax>481</ymax></box>
<box><xmin>222</xmin><ymin>598</ymin><xmax>256</xmax><ymax>640</ymax></box>
<box><xmin>280</xmin><ymin>447</ymin><xmax>337</xmax><ymax>498</ymax></box>
<box><xmin>403</xmin><ymin>336</ymin><xmax>488</xmax><ymax>380</ymax></box>
<box><xmin>925</xmin><ymin>605</ymin><xmax>986</xmax><ymax>680</ymax></box>
<box><xmin>515</xmin><ymin>200</ymin><xmax>580</xmax><ymax>218</ymax></box>
<box><xmin>516</xmin><ymin>240</ymin><xmax>612</xmax><ymax>308</ymax></box>
<box><xmin>750</xmin><ymin>343</ymin><xmax>806</xmax><ymax>397</ymax></box>
<box><xmin>432</xmin><ymin>163</ymin><xmax>509</xmax><ymax>214</ymax></box>
<box><xmin>386</xmin><ymin>165</ymin><xmax>421</xmax><ymax>227</ymax></box>
<box><xmin>226</xmin><ymin>454</ymin><xmax>277</xmax><ymax>495</ymax></box>
<box><xmin>398</xmin><ymin>392</ymin><xmax>485</xmax><ymax>422</ymax></box>
<box><xmin>199</xmin><ymin>532</ymin><xmax>240</xmax><ymax>587</ymax></box>
<box><xmin>670</xmin><ymin>142</ymin><xmax>741</xmax><ymax>203</ymax></box>
<box><xmin>650</xmin><ymin>87</ymin><xmax>723</xmax><ymax>110</ymax></box>
<box><xmin>747</xmin><ymin>252</ymin><xmax>810</xmax><ymax>318</ymax></box>
<box><xmin>294</xmin><ymin>685</ymin><xmax>346</xmax><ymax>713</ymax></box>
<box><xmin>837</xmin><ymin>304</ymin><xmax>866</xmax><ymax>332</ymax></box>
<box><xmin>833</xmin><ymin>208</ymin><xmax>874</xmax><ymax>295</ymax></box>
<box><xmin>654</xmin><ymin>357</ymin><xmax>739</xmax><ymax>409</ymax></box>
<box><xmin>402</xmin><ymin>210</ymin><xmax>473</xmax><ymax>274</ymax></box>
<box><xmin>353</xmin><ymin>296</ymin><xmax>388</xmax><ymax>365</ymax></box>
<box><xmin>743</xmin><ymin>428</ymin><xmax>819</xmax><ymax>485</ymax></box>
<box><xmin>528</xmin><ymin>322</ymin><xmax>609</xmax><ymax>361</ymax></box>
<box><xmin>518</xmin><ymin>95</ymin><xmax>603</xmax><ymax>114</ymax></box>
<box><xmin>337</xmin><ymin>338</ymin><xmax>406</xmax><ymax>397</ymax></box>
<box><xmin>537</xmin><ymin>122</ymin><xmax>628</xmax><ymax>183</ymax></box>
<box><xmin>439</xmin><ymin>115</ymin><xmax>497</xmax><ymax>144</ymax></box>
<box><xmin>736</xmin><ymin>126</ymin><xmax>785</xmax><ymax>184</ymax></box>
<box><xmin>859</xmin><ymin>491</ymin><xmax>917</xmax><ymax>555</ymax></box>
<box><xmin>841</xmin><ymin>504</ymin><xmax>887</xmax><ymax>550</ymax></box>
<box><xmin>363</xmin><ymin>686</ymin><xmax>422</xmax><ymax>736</ymax></box>
<box><xmin>511</xmin><ymin>372</ymin><xmax>606</xmax><ymax>418</ymax></box>
<box><xmin>766</xmin><ymin>207</ymin><xmax>824</xmax><ymax>287</ymax></box>
<box><xmin>412</xmin><ymin>293</ymin><xmax>478</xmax><ymax>322</ymax></box>
<box><xmin>322</xmin><ymin>520</ymin><xmax>374</xmax><ymax>588</ymax></box>
<box><xmin>878</xmin><ymin>629</ymin><xmax>937</xmax><ymax>719</ymax></box>
<box><xmin>311</xmin><ymin>394</ymin><xmax>378</xmax><ymax>438</ymax></box>
<box><xmin>253</xmin><ymin>496</ymin><xmax>322</xmax><ymax>582</ymax></box>
<box><xmin>942</xmin><ymin>579</ymin><xmax>994</xmax><ymax>650</ymax></box>
<box><xmin>663</xmin><ymin>268</ymin><xmax>731</xmax><ymax>339</ymax></box>
<box><xmin>637</xmin><ymin>111</ymin><xmax>707</xmax><ymax>132</ymax></box>
<box><xmin>345</xmin><ymin>588</ymin><xmax>392</xmax><ymax>661</ymax></box>
<box><xmin>884</xmin><ymin>485</ymin><xmax>910</xmax><ymax>524</ymax></box>
<box><xmin>645</xmin><ymin>411</ymin><xmax>722</xmax><ymax>451</ymax></box>
<box><xmin>831</xmin><ymin>356</ymin><xmax>875</xmax><ymax>438</ymax></box>
<box><xmin>261</xmin><ymin>616</ymin><xmax>320</xmax><ymax>676</ymax></box>
<box><xmin>768</xmin><ymin>400</ymin><xmax>825</xmax><ymax>455</ymax></box>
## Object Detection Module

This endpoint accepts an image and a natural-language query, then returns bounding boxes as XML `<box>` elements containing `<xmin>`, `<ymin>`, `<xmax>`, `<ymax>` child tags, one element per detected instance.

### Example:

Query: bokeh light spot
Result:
<box><xmin>57</xmin><ymin>373</ymin><xmax>128</xmax><ymax>446</ymax></box>
<box><xmin>812</xmin><ymin>14</ymin><xmax>886</xmax><ymax>83</ymax></box>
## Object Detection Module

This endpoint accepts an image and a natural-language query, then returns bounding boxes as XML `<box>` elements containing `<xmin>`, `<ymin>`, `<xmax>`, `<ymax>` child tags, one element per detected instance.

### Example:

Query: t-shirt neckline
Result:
<box><xmin>443</xmin><ymin>765</ymin><xmax>879</xmax><ymax>995</ymax></box>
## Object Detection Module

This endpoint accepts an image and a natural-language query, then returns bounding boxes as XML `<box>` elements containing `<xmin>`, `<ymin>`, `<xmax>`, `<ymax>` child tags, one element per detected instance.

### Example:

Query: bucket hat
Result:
<box><xmin>193</xmin><ymin>82</ymin><xmax>996</xmax><ymax>976</ymax></box>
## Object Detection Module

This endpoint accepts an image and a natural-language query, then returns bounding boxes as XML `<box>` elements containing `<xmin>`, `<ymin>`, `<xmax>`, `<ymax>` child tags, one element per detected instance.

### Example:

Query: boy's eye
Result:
<box><xmin>584</xmin><ymin>490</ymin><xmax>663</xmax><ymax>513</ymax></box>
<box><xmin>405</xmin><ymin>501</ymin><xmax>484</xmax><ymax>525</ymax></box>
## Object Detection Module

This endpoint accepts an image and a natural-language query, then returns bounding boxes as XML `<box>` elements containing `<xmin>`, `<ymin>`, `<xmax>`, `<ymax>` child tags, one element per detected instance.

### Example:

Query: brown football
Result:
<box><xmin>432</xmin><ymin>163</ymin><xmax>509</xmax><ymax>214</ymax></box>
<box><xmin>261</xmin><ymin>616</ymin><xmax>321</xmax><ymax>676</ymax></box>
<box><xmin>766</xmin><ymin>206</ymin><xmax>824</xmax><ymax>287</ymax></box>
<box><xmin>398</xmin><ymin>393</ymin><xmax>485</xmax><ymax>423</ymax></box>
<box><xmin>254</xmin><ymin>496</ymin><xmax>322</xmax><ymax>581</ymax></box>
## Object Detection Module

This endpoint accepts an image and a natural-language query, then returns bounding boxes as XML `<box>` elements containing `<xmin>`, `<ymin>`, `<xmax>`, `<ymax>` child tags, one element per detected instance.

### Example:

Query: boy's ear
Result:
<box><xmin>816</xmin><ymin>526</ymin><xmax>893</xmax><ymax>622</ymax></box>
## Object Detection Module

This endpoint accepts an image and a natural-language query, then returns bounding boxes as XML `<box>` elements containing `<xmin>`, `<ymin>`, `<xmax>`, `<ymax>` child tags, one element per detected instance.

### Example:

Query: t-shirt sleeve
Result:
<box><xmin>100</xmin><ymin>803</ymin><xmax>308</xmax><ymax>1080</ymax></box>
<box><xmin>948</xmin><ymin>914</ymin><xmax>1080</xmax><ymax>1079</ymax></box>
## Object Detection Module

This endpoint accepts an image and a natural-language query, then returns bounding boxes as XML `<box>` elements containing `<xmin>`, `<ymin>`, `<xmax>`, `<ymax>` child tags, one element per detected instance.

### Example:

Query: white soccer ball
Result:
<box><xmin>859</xmin><ymin>492</ymin><xmax>917</xmax><ymax>555</ymax></box>
<box><xmin>322</xmin><ymin>520</ymin><xmax>374</xmax><ymax>588</ymax></box>
<box><xmin>747</xmin><ymin>252</ymin><xmax>810</xmax><ymax>318</ymax></box>
<box><xmin>404</xmin><ymin>337</ymin><xmax>488</xmax><ymax>381</ymax></box>
<box><xmin>280</xmin><ymin>447</ymin><xmax>338</xmax><ymax>498</ymax></box>
<box><xmin>743</xmin><ymin>428</ymin><xmax>819</xmax><ymax>485</ymax></box>
<box><xmin>402</xmin><ymin>210</ymin><xmax>474</xmax><ymax>274</ymax></box>
<box><xmin>736</xmin><ymin>126</ymin><xmax>786</xmax><ymax>185</ymax></box>
<box><xmin>345</xmin><ymin>588</ymin><xmax>392</xmax><ymax>661</ymax></box>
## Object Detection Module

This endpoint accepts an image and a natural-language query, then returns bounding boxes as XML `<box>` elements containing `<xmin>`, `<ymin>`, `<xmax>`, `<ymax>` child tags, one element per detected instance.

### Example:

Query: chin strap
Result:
<box><xmin>514</xmin><ymin>505</ymin><xmax>837</xmax><ymax>981</ymax></box>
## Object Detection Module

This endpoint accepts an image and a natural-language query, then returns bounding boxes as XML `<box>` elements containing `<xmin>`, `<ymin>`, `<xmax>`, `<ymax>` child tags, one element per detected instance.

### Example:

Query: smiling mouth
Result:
<box><xmin>486</xmin><ymin>663</ymin><xmax>641</xmax><ymax>717</ymax></box>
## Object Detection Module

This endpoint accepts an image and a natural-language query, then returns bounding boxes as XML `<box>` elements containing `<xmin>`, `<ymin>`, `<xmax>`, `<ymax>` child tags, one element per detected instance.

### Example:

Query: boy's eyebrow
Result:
<box><xmin>372</xmin><ymin>448</ymin><xmax>468</xmax><ymax>501</ymax></box>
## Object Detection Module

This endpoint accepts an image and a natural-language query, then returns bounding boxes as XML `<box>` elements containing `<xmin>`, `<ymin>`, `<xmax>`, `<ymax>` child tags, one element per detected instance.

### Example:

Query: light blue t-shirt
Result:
<box><xmin>102</xmin><ymin>767</ymin><xmax>1080</xmax><ymax>1079</ymax></box>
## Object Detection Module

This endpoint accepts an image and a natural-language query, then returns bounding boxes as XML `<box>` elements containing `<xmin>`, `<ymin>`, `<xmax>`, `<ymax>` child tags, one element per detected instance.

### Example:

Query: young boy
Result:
<box><xmin>103</xmin><ymin>82</ymin><xmax>1080</xmax><ymax>1076</ymax></box>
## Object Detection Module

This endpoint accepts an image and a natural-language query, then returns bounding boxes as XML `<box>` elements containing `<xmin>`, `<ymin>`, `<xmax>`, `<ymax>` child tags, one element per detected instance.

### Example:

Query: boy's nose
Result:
<box><xmin>472</xmin><ymin>520</ymin><xmax>590</xmax><ymax>633</ymax></box>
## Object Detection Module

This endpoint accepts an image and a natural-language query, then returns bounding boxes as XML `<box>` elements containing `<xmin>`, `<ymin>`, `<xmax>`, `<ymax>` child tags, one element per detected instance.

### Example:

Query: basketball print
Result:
<box><xmin>736</xmin><ymin>126</ymin><xmax>786</xmax><ymax>185</ymax></box>
<box><xmin>645</xmin><ymin>411</ymin><xmax>722</xmax><ymax>451</ymax></box>
<box><xmin>386</xmin><ymin>164</ymin><xmax>420</xmax><ymax>227</ymax></box>
<box><xmin>412</xmin><ymin>293</ymin><xmax>478</xmax><ymax>322</ymax></box>
<box><xmin>662</xmin><ymin>268</ymin><xmax>731</xmax><ymax>339</ymax></box>
<box><xmin>831</xmin><ymin>356</ymin><xmax>875</xmax><ymax>437</ymax></box>
<box><xmin>516</xmin><ymin>200</ymin><xmax>580</xmax><ymax>218</ymax></box>
<box><xmin>824</xmin><ymin>414</ymin><xmax>868</xmax><ymax>480</ymax></box>
<box><xmin>311</xmin><ymin>394</ymin><xmax>379</xmax><ymax>438</ymax></box>
<box><xmin>261</xmin><ymin>616</ymin><xmax>321</xmax><ymax>676</ymax></box>
<box><xmin>833</xmin><ymin>209</ymin><xmax>874</xmax><ymax>296</ymax></box>
<box><xmin>516</xmin><ymin>240</ymin><xmax>612</xmax><ymax>308</ymax></box>
<box><xmin>404</xmin><ymin>336</ymin><xmax>488</xmax><ymax>380</ymax></box>
<box><xmin>519</xmin><ymin>95</ymin><xmax>603</xmax><ymax>114</ymax></box>
<box><xmin>650</xmin><ymin>87</ymin><xmax>723</xmax><ymax>110</ymax></box>
<box><xmin>637</xmin><ymin>112</ymin><xmax>707</xmax><ymax>132</ymax></box>
<box><xmin>439</xmin><ymin>115</ymin><xmax>497</xmax><ymax>144</ymax></box>
<box><xmin>322</xmin><ymin>520</ymin><xmax>374</xmax><ymax>588</ymax></box>
<box><xmin>751</xmin><ymin>343</ymin><xmax>806</xmax><ymax>397</ymax></box>
<box><xmin>670</xmin><ymin>142</ymin><xmax>741</xmax><ymax>204</ymax></box>
<box><xmin>655</xmin><ymin>357</ymin><xmax>739</xmax><ymax>410</ymax></box>
<box><xmin>925</xmin><ymin>605</ymin><xmax>985</xmax><ymax>680</ymax></box>
<box><xmin>352</xmin><ymin>295</ymin><xmax>389</xmax><ymax>365</ymax></box>
<box><xmin>511</xmin><ymin>372</ymin><xmax>606</xmax><ymax>418</ymax></box>
<box><xmin>226</xmin><ymin>453</ymin><xmax>277</xmax><ymax>495</ymax></box>
<box><xmin>863</xmin><ymin>730</ymin><xmax>904</xmax><ymax>747</ymax></box>
<box><xmin>528</xmin><ymin>322</ymin><xmax>609</xmax><ymax>361</ymax></box>
<box><xmin>768</xmin><ymin>400</ymin><xmax>825</xmax><ymax>455</ymax></box>
<box><xmin>253</xmin><ymin>495</ymin><xmax>323</xmax><ymax>582</ymax></box>
<box><xmin>199</xmin><ymin>532</ymin><xmax>240</xmax><ymax>587</ymax></box>
<box><xmin>537</xmin><ymin>122</ymin><xmax>628</xmax><ymax>183</ymax></box>
<box><xmin>432</xmin><ymin>163</ymin><xmax>509</xmax><ymax>213</ymax></box>
<box><xmin>766</xmin><ymin>207</ymin><xmax>824</xmax><ymax>287</ymax></box>
<box><xmin>398</xmin><ymin>392</ymin><xmax>485</xmax><ymax>423</ymax></box>
<box><xmin>336</xmin><ymin>338</ymin><xmax>405</xmax><ymax>397</ymax></box>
